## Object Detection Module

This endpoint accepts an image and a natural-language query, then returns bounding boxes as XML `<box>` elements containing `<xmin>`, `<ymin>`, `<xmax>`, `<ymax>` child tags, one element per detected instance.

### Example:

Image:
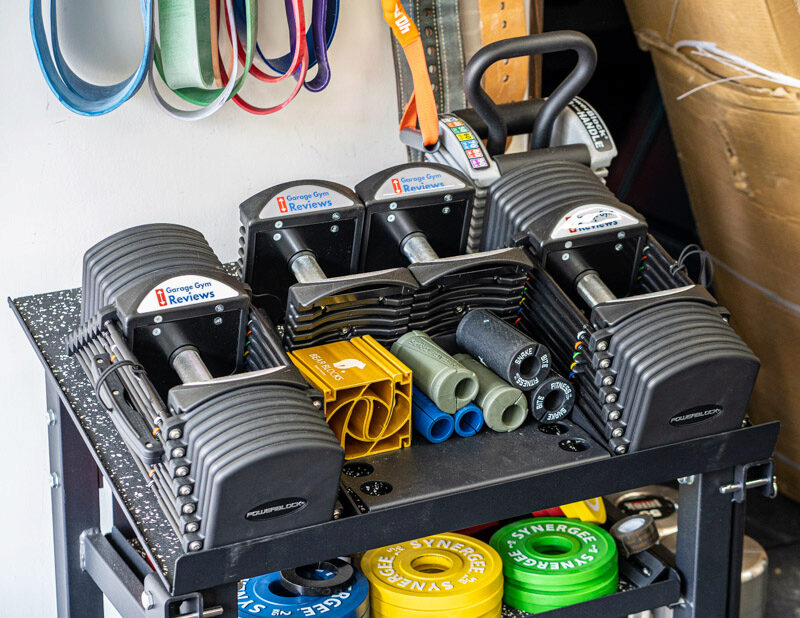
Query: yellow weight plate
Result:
<box><xmin>372</xmin><ymin>607</ymin><xmax>501</xmax><ymax>618</ymax></box>
<box><xmin>369</xmin><ymin>580</ymin><xmax>503</xmax><ymax>618</ymax></box>
<box><xmin>362</xmin><ymin>533</ymin><xmax>504</xmax><ymax>611</ymax></box>
<box><xmin>560</xmin><ymin>498</ymin><xmax>606</xmax><ymax>524</ymax></box>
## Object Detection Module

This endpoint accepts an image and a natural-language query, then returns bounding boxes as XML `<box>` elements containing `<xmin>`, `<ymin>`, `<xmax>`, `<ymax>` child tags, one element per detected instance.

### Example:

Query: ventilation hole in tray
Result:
<box><xmin>559</xmin><ymin>438</ymin><xmax>589</xmax><ymax>452</ymax></box>
<box><xmin>360</xmin><ymin>480</ymin><xmax>393</xmax><ymax>496</ymax></box>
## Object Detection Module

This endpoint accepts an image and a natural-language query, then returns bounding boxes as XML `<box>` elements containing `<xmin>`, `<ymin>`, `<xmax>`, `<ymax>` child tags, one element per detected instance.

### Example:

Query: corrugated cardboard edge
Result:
<box><xmin>625</xmin><ymin>5</ymin><xmax>800</xmax><ymax>499</ymax></box>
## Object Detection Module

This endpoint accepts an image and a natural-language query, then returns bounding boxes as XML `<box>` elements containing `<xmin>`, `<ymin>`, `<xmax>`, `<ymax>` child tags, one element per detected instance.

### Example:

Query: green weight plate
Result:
<box><xmin>504</xmin><ymin>566</ymin><xmax>618</xmax><ymax>604</ymax></box>
<box><xmin>490</xmin><ymin>518</ymin><xmax>617</xmax><ymax>587</ymax></box>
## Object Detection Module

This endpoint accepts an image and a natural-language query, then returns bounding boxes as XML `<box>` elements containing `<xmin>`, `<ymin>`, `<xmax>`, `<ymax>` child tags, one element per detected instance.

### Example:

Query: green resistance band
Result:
<box><xmin>158</xmin><ymin>1</ymin><xmax>216</xmax><ymax>89</ymax></box>
<box><xmin>150</xmin><ymin>0</ymin><xmax>256</xmax><ymax>118</ymax></box>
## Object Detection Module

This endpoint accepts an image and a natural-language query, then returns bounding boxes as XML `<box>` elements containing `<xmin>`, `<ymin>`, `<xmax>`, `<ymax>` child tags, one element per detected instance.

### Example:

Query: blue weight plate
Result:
<box><xmin>238</xmin><ymin>569</ymin><xmax>369</xmax><ymax>617</ymax></box>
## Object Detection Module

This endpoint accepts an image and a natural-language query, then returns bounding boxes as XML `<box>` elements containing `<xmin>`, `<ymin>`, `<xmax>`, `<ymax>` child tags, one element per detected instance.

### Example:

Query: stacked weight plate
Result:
<box><xmin>589</xmin><ymin>299</ymin><xmax>759</xmax><ymax>452</ymax></box>
<box><xmin>284</xmin><ymin>269</ymin><xmax>419</xmax><ymax>349</ymax></box>
<box><xmin>162</xmin><ymin>378</ymin><xmax>343</xmax><ymax>550</ymax></box>
<box><xmin>238</xmin><ymin>567</ymin><xmax>370</xmax><ymax>617</ymax></box>
<box><xmin>80</xmin><ymin>223</ymin><xmax>225</xmax><ymax>321</ymax></box>
<box><xmin>408</xmin><ymin>248</ymin><xmax>532</xmax><ymax>338</ymax></box>
<box><xmin>490</xmin><ymin>518</ymin><xmax>618</xmax><ymax>614</ymax></box>
<box><xmin>362</xmin><ymin>533</ymin><xmax>504</xmax><ymax>617</ymax></box>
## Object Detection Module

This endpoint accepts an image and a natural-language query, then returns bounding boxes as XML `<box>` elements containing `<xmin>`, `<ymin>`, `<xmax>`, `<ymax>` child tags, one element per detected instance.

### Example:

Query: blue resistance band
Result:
<box><xmin>30</xmin><ymin>0</ymin><xmax>154</xmax><ymax>116</ymax></box>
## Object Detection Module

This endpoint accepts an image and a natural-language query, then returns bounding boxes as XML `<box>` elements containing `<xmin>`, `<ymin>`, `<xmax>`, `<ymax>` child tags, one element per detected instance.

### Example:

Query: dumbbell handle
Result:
<box><xmin>463</xmin><ymin>31</ymin><xmax>597</xmax><ymax>155</ymax></box>
<box><xmin>290</xmin><ymin>252</ymin><xmax>328</xmax><ymax>283</ymax></box>
<box><xmin>576</xmin><ymin>272</ymin><xmax>616</xmax><ymax>307</ymax></box>
<box><xmin>172</xmin><ymin>347</ymin><xmax>214</xmax><ymax>383</ymax></box>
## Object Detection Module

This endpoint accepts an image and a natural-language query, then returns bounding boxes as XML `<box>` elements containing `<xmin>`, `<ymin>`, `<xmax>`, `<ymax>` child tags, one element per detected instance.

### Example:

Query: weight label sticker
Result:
<box><xmin>550</xmin><ymin>204</ymin><xmax>639</xmax><ymax>239</ymax></box>
<box><xmin>440</xmin><ymin>115</ymin><xmax>489</xmax><ymax>169</ymax></box>
<box><xmin>567</xmin><ymin>97</ymin><xmax>613</xmax><ymax>152</ymax></box>
<box><xmin>619</xmin><ymin>495</ymin><xmax>676</xmax><ymax>520</ymax></box>
<box><xmin>136</xmin><ymin>275</ymin><xmax>240</xmax><ymax>313</ymax></box>
<box><xmin>375</xmin><ymin>167</ymin><xmax>465</xmax><ymax>198</ymax></box>
<box><xmin>259</xmin><ymin>184</ymin><xmax>354</xmax><ymax>219</ymax></box>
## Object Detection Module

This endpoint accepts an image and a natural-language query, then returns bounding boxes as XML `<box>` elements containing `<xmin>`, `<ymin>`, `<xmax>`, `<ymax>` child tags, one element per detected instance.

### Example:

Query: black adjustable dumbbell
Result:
<box><xmin>355</xmin><ymin>163</ymin><xmax>533</xmax><ymax>339</ymax></box>
<box><xmin>68</xmin><ymin>224</ymin><xmax>344</xmax><ymax>552</ymax></box>
<box><xmin>239</xmin><ymin>181</ymin><xmax>419</xmax><ymax>349</ymax></box>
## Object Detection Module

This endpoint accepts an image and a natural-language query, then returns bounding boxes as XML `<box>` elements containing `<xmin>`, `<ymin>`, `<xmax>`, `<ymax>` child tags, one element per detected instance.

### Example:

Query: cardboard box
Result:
<box><xmin>625</xmin><ymin>0</ymin><xmax>800</xmax><ymax>499</ymax></box>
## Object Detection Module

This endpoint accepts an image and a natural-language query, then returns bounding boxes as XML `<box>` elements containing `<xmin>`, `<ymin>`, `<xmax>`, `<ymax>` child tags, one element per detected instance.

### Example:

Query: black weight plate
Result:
<box><xmin>626</xmin><ymin>340</ymin><xmax>753</xmax><ymax>441</ymax></box>
<box><xmin>280</xmin><ymin>559</ymin><xmax>355</xmax><ymax>597</ymax></box>
<box><xmin>199</xmin><ymin>430</ymin><xmax>340</xmax><ymax>522</ymax></box>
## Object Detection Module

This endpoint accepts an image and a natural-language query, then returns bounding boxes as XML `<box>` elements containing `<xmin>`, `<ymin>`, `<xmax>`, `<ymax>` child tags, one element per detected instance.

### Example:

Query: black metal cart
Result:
<box><xmin>11</xmin><ymin>288</ymin><xmax>779</xmax><ymax>618</ymax></box>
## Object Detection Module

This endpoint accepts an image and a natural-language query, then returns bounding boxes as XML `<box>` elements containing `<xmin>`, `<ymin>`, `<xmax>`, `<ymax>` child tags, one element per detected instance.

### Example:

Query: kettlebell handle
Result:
<box><xmin>463</xmin><ymin>31</ymin><xmax>597</xmax><ymax>155</ymax></box>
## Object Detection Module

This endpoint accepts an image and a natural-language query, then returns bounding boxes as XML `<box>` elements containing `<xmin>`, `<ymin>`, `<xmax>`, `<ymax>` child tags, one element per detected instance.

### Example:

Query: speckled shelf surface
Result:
<box><xmin>11</xmin><ymin>288</ymin><xmax>182</xmax><ymax>582</ymax></box>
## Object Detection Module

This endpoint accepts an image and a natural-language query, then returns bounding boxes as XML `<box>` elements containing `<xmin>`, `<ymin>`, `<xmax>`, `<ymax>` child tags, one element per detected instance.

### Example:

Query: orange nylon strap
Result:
<box><xmin>381</xmin><ymin>0</ymin><xmax>439</xmax><ymax>147</ymax></box>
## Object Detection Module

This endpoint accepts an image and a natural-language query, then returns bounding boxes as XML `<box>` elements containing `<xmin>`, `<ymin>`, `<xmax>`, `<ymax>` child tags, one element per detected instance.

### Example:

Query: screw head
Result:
<box><xmin>340</xmin><ymin>327</ymin><xmax>349</xmax><ymax>335</ymax></box>
<box><xmin>617</xmin><ymin>231</ymin><xmax>626</xmax><ymax>239</ymax></box>
<box><xmin>605</xmin><ymin>394</ymin><xmax>617</xmax><ymax>404</ymax></box>
<box><xmin>614</xmin><ymin>243</ymin><xmax>623</xmax><ymax>252</ymax></box>
<box><xmin>275</xmin><ymin>221</ymin><xmax>283</xmax><ymax>229</ymax></box>
<box><xmin>213</xmin><ymin>317</ymin><xmax>223</xmax><ymax>326</ymax></box>
<box><xmin>273</xmin><ymin>233</ymin><xmax>282</xmax><ymax>241</ymax></box>
<box><xmin>185</xmin><ymin>522</ymin><xmax>199</xmax><ymax>533</ymax></box>
<box><xmin>188</xmin><ymin>541</ymin><xmax>203</xmax><ymax>552</ymax></box>
<box><xmin>214</xmin><ymin>304</ymin><xmax>224</xmax><ymax>313</ymax></box>
<box><xmin>612</xmin><ymin>428</ymin><xmax>624</xmax><ymax>438</ymax></box>
<box><xmin>172</xmin><ymin>447</ymin><xmax>185</xmax><ymax>459</ymax></box>
<box><xmin>168</xmin><ymin>428</ymin><xmax>182</xmax><ymax>440</ymax></box>
<box><xmin>313</xmin><ymin>400</ymin><xmax>322</xmax><ymax>408</ymax></box>
<box><xmin>599</xmin><ymin>358</ymin><xmax>611</xmax><ymax>369</ymax></box>
<box><xmin>561</xmin><ymin>253</ymin><xmax>570</xmax><ymax>261</ymax></box>
<box><xmin>179</xmin><ymin>485</ymin><xmax>192</xmax><ymax>496</ymax></box>
<box><xmin>597</xmin><ymin>341</ymin><xmax>608</xmax><ymax>351</ymax></box>
<box><xmin>387</xmin><ymin>214</ymin><xmax>396</xmax><ymax>223</ymax></box>
<box><xmin>442</xmin><ymin>206</ymin><xmax>451</xmax><ymax>215</ymax></box>
<box><xmin>389</xmin><ymin>202</ymin><xmax>397</xmax><ymax>210</ymax></box>
<box><xmin>455</xmin><ymin>305</ymin><xmax>465</xmax><ymax>314</ymax></box>
<box><xmin>182</xmin><ymin>503</ymin><xmax>196</xmax><ymax>514</ymax></box>
<box><xmin>154</xmin><ymin>315</ymin><xmax>163</xmax><ymax>324</ymax></box>
<box><xmin>152</xmin><ymin>327</ymin><xmax>162</xmax><ymax>336</ymax></box>
<box><xmin>175</xmin><ymin>466</ymin><xmax>189</xmax><ymax>477</ymax></box>
<box><xmin>609</xmin><ymin>411</ymin><xmax>621</xmax><ymax>421</ymax></box>
<box><xmin>332</xmin><ymin>212</ymin><xmax>341</xmax><ymax>221</ymax></box>
<box><xmin>444</xmin><ymin>194</ymin><xmax>453</xmax><ymax>202</ymax></box>
<box><xmin>564</xmin><ymin>241</ymin><xmax>573</xmax><ymax>249</ymax></box>
<box><xmin>141</xmin><ymin>591</ymin><xmax>154</xmax><ymax>610</ymax></box>
<box><xmin>330</xmin><ymin>225</ymin><xmax>339</xmax><ymax>233</ymax></box>
<box><xmin>615</xmin><ymin>445</ymin><xmax>628</xmax><ymax>454</ymax></box>
<box><xmin>602</xmin><ymin>376</ymin><xmax>614</xmax><ymax>386</ymax></box>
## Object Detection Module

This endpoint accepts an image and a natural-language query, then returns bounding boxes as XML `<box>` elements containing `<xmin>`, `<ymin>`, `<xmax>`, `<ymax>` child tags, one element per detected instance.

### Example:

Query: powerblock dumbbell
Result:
<box><xmin>355</xmin><ymin>163</ymin><xmax>533</xmax><ymax>338</ymax></box>
<box><xmin>402</xmin><ymin>31</ymin><xmax>759</xmax><ymax>454</ymax></box>
<box><xmin>239</xmin><ymin>180</ymin><xmax>419</xmax><ymax>348</ymax></box>
<box><xmin>400</xmin><ymin>31</ymin><xmax>613</xmax><ymax>254</ymax></box>
<box><xmin>67</xmin><ymin>224</ymin><xmax>344</xmax><ymax>552</ymax></box>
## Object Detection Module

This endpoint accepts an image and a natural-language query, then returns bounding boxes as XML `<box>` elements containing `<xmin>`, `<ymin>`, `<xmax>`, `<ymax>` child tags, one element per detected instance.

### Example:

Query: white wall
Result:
<box><xmin>0</xmin><ymin>3</ymin><xmax>405</xmax><ymax>616</ymax></box>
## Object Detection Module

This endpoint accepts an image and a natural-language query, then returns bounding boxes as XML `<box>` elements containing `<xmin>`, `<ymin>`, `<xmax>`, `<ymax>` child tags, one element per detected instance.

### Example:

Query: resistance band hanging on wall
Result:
<box><xmin>31</xmin><ymin>0</ymin><xmax>339</xmax><ymax>118</ymax></box>
<box><xmin>30</xmin><ymin>0</ymin><xmax>155</xmax><ymax>116</ymax></box>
